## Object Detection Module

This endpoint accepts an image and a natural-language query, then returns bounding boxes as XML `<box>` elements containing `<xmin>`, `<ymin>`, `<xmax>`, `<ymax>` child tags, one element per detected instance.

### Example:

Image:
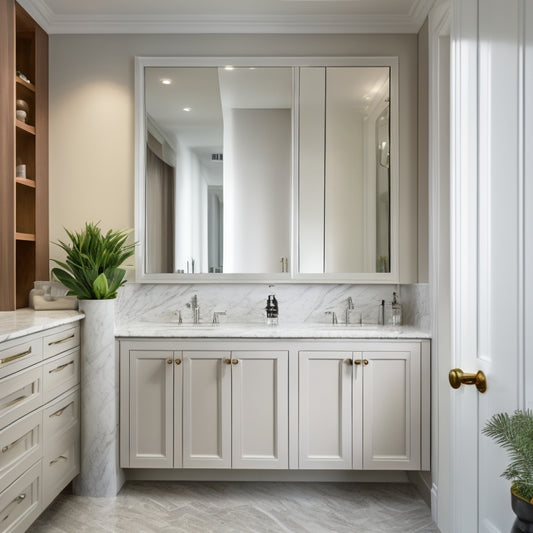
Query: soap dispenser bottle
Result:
<box><xmin>266</xmin><ymin>294</ymin><xmax>279</xmax><ymax>326</ymax></box>
<box><xmin>391</xmin><ymin>292</ymin><xmax>402</xmax><ymax>326</ymax></box>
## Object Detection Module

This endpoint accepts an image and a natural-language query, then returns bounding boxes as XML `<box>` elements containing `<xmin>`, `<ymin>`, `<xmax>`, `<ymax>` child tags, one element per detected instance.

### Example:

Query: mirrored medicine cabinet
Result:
<box><xmin>135</xmin><ymin>57</ymin><xmax>399</xmax><ymax>283</ymax></box>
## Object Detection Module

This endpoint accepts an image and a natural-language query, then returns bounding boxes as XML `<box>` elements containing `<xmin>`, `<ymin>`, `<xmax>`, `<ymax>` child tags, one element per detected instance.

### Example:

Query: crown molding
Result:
<box><xmin>16</xmin><ymin>0</ymin><xmax>432</xmax><ymax>35</ymax></box>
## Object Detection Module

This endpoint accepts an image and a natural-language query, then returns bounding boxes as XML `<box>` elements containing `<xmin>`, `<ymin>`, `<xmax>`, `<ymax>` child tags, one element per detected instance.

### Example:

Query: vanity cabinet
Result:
<box><xmin>120</xmin><ymin>341</ymin><xmax>289</xmax><ymax>469</ymax></box>
<box><xmin>119</xmin><ymin>337</ymin><xmax>429</xmax><ymax>474</ymax></box>
<box><xmin>0</xmin><ymin>321</ymin><xmax>81</xmax><ymax>532</ymax></box>
<box><xmin>298</xmin><ymin>342</ymin><xmax>421</xmax><ymax>470</ymax></box>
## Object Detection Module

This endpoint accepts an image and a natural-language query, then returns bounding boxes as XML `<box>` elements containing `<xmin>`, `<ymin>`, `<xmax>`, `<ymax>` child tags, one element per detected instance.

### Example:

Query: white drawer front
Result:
<box><xmin>43</xmin><ymin>389</ymin><xmax>80</xmax><ymax>446</ymax></box>
<box><xmin>42</xmin><ymin>349</ymin><xmax>80</xmax><ymax>405</ymax></box>
<box><xmin>43</xmin><ymin>424</ymin><xmax>79</xmax><ymax>509</ymax></box>
<box><xmin>0</xmin><ymin>366</ymin><xmax>42</xmax><ymax>431</ymax></box>
<box><xmin>43</xmin><ymin>326</ymin><xmax>80</xmax><ymax>359</ymax></box>
<box><xmin>0</xmin><ymin>460</ymin><xmax>42</xmax><ymax>533</ymax></box>
<box><xmin>0</xmin><ymin>411</ymin><xmax>42</xmax><ymax>493</ymax></box>
<box><xmin>0</xmin><ymin>338</ymin><xmax>42</xmax><ymax>380</ymax></box>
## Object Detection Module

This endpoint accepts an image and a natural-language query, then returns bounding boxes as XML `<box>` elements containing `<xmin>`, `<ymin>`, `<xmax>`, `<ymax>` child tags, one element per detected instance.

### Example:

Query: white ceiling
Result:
<box><xmin>17</xmin><ymin>0</ymin><xmax>435</xmax><ymax>34</ymax></box>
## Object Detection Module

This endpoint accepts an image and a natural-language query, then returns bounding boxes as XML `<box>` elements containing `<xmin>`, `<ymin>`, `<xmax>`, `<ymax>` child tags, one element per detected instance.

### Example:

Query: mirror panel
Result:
<box><xmin>299</xmin><ymin>66</ymin><xmax>391</xmax><ymax>274</ymax></box>
<box><xmin>144</xmin><ymin>66</ymin><xmax>292</xmax><ymax>275</ymax></box>
<box><xmin>136</xmin><ymin>58</ymin><xmax>398</xmax><ymax>283</ymax></box>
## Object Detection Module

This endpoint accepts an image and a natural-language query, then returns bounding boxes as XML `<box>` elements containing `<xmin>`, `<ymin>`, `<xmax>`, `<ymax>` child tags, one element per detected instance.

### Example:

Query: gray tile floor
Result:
<box><xmin>28</xmin><ymin>482</ymin><xmax>439</xmax><ymax>533</ymax></box>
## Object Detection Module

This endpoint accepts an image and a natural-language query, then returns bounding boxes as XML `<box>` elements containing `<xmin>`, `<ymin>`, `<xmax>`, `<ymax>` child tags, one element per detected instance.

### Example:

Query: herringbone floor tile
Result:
<box><xmin>28</xmin><ymin>482</ymin><xmax>438</xmax><ymax>532</ymax></box>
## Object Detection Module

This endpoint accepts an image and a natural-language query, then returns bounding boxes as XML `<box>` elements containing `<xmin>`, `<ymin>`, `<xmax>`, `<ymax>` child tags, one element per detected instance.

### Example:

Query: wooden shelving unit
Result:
<box><xmin>0</xmin><ymin>0</ymin><xmax>48</xmax><ymax>310</ymax></box>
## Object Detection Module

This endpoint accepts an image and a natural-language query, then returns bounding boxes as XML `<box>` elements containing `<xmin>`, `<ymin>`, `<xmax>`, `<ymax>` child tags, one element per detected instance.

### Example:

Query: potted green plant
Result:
<box><xmin>51</xmin><ymin>222</ymin><xmax>134</xmax><ymax>497</ymax></box>
<box><xmin>51</xmin><ymin>221</ymin><xmax>135</xmax><ymax>300</ymax></box>
<box><xmin>482</xmin><ymin>409</ymin><xmax>533</xmax><ymax>532</ymax></box>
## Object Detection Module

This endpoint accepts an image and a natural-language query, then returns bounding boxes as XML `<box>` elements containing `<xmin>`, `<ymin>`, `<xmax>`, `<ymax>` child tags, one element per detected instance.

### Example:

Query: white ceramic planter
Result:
<box><xmin>73</xmin><ymin>299</ymin><xmax>124</xmax><ymax>497</ymax></box>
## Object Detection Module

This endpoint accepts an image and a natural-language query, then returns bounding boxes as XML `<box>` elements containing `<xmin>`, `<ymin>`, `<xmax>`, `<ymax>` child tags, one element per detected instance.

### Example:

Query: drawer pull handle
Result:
<box><xmin>4</xmin><ymin>395</ymin><xmax>28</xmax><ymax>409</ymax></box>
<box><xmin>2</xmin><ymin>433</ymin><xmax>27</xmax><ymax>453</ymax></box>
<box><xmin>50</xmin><ymin>455</ymin><xmax>68</xmax><ymax>466</ymax></box>
<box><xmin>49</xmin><ymin>401</ymin><xmax>74</xmax><ymax>418</ymax></box>
<box><xmin>1</xmin><ymin>493</ymin><xmax>26</xmax><ymax>523</ymax></box>
<box><xmin>49</xmin><ymin>361</ymin><xmax>75</xmax><ymax>374</ymax></box>
<box><xmin>1</xmin><ymin>347</ymin><xmax>32</xmax><ymax>365</ymax></box>
<box><xmin>48</xmin><ymin>333</ymin><xmax>75</xmax><ymax>346</ymax></box>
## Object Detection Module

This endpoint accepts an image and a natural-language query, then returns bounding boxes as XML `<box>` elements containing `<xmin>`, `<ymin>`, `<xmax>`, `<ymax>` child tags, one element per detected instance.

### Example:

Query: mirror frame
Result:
<box><xmin>135</xmin><ymin>56</ymin><xmax>399</xmax><ymax>284</ymax></box>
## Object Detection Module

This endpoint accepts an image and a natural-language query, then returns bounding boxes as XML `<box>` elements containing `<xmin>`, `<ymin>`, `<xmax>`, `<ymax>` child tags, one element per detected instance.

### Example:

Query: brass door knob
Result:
<box><xmin>354</xmin><ymin>360</ymin><xmax>362</xmax><ymax>365</ymax></box>
<box><xmin>363</xmin><ymin>359</ymin><xmax>369</xmax><ymax>365</ymax></box>
<box><xmin>345</xmin><ymin>359</ymin><xmax>353</xmax><ymax>365</ymax></box>
<box><xmin>175</xmin><ymin>359</ymin><xmax>182</xmax><ymax>365</ymax></box>
<box><xmin>232</xmin><ymin>359</ymin><xmax>239</xmax><ymax>365</ymax></box>
<box><xmin>224</xmin><ymin>358</ymin><xmax>231</xmax><ymax>365</ymax></box>
<box><xmin>167</xmin><ymin>359</ymin><xmax>172</xmax><ymax>365</ymax></box>
<box><xmin>449</xmin><ymin>368</ymin><xmax>487</xmax><ymax>393</ymax></box>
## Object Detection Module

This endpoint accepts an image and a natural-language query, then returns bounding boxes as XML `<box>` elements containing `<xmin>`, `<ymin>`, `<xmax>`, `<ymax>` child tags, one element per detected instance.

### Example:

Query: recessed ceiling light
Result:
<box><xmin>224</xmin><ymin>66</ymin><xmax>234</xmax><ymax>71</ymax></box>
<box><xmin>182</xmin><ymin>107</ymin><xmax>191</xmax><ymax>112</ymax></box>
<box><xmin>161</xmin><ymin>78</ymin><xmax>172</xmax><ymax>85</ymax></box>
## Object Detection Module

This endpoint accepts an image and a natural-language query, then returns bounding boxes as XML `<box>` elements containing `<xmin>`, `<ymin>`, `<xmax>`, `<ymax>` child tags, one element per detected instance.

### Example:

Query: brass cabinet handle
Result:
<box><xmin>49</xmin><ymin>401</ymin><xmax>74</xmax><ymax>418</ymax></box>
<box><xmin>175</xmin><ymin>359</ymin><xmax>182</xmax><ymax>365</ymax></box>
<box><xmin>167</xmin><ymin>359</ymin><xmax>172</xmax><ymax>365</ymax></box>
<box><xmin>49</xmin><ymin>455</ymin><xmax>68</xmax><ymax>466</ymax></box>
<box><xmin>345</xmin><ymin>359</ymin><xmax>353</xmax><ymax>365</ymax></box>
<box><xmin>48</xmin><ymin>333</ymin><xmax>75</xmax><ymax>346</ymax></box>
<box><xmin>354</xmin><ymin>360</ymin><xmax>362</xmax><ymax>365</ymax></box>
<box><xmin>2</xmin><ymin>433</ymin><xmax>28</xmax><ymax>454</ymax></box>
<box><xmin>224</xmin><ymin>358</ymin><xmax>231</xmax><ymax>365</ymax></box>
<box><xmin>48</xmin><ymin>360</ymin><xmax>74</xmax><ymax>374</ymax></box>
<box><xmin>363</xmin><ymin>359</ymin><xmax>369</xmax><ymax>365</ymax></box>
<box><xmin>4</xmin><ymin>395</ymin><xmax>27</xmax><ymax>409</ymax></box>
<box><xmin>449</xmin><ymin>368</ymin><xmax>487</xmax><ymax>393</ymax></box>
<box><xmin>1</xmin><ymin>347</ymin><xmax>32</xmax><ymax>364</ymax></box>
<box><xmin>2</xmin><ymin>492</ymin><xmax>26</xmax><ymax>522</ymax></box>
<box><xmin>231</xmin><ymin>359</ymin><xmax>239</xmax><ymax>365</ymax></box>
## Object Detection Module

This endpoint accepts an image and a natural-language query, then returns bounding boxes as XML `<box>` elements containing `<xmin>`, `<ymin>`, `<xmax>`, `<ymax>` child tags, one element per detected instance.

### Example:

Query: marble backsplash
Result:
<box><xmin>116</xmin><ymin>283</ymin><xmax>430</xmax><ymax>330</ymax></box>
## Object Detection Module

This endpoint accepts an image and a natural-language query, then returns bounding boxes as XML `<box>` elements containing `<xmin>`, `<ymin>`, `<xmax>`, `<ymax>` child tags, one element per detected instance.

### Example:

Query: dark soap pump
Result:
<box><xmin>266</xmin><ymin>294</ymin><xmax>279</xmax><ymax>326</ymax></box>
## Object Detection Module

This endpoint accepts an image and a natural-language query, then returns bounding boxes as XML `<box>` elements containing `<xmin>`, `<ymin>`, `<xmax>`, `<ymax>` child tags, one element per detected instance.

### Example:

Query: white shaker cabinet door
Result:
<box><xmin>128</xmin><ymin>350</ymin><xmax>176</xmax><ymax>468</ymax></box>
<box><xmin>298</xmin><ymin>351</ymin><xmax>352</xmax><ymax>469</ymax></box>
<box><xmin>231</xmin><ymin>351</ymin><xmax>288</xmax><ymax>469</ymax></box>
<box><xmin>361</xmin><ymin>346</ymin><xmax>421</xmax><ymax>470</ymax></box>
<box><xmin>182</xmin><ymin>351</ymin><xmax>231</xmax><ymax>468</ymax></box>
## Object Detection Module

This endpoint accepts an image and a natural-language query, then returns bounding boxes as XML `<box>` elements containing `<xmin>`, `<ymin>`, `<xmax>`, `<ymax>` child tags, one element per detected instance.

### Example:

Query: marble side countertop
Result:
<box><xmin>0</xmin><ymin>309</ymin><xmax>84</xmax><ymax>343</ymax></box>
<box><xmin>115</xmin><ymin>321</ymin><xmax>430</xmax><ymax>339</ymax></box>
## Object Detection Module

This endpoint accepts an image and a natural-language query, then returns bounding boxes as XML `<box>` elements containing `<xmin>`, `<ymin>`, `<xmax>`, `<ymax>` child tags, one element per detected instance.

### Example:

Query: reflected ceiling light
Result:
<box><xmin>160</xmin><ymin>78</ymin><xmax>172</xmax><ymax>85</ymax></box>
<box><xmin>224</xmin><ymin>66</ymin><xmax>234</xmax><ymax>70</ymax></box>
<box><xmin>182</xmin><ymin>107</ymin><xmax>191</xmax><ymax>112</ymax></box>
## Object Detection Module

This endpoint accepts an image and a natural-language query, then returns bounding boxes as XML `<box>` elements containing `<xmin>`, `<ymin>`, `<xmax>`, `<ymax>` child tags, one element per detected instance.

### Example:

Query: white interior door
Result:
<box><xmin>449</xmin><ymin>0</ymin><xmax>530</xmax><ymax>531</ymax></box>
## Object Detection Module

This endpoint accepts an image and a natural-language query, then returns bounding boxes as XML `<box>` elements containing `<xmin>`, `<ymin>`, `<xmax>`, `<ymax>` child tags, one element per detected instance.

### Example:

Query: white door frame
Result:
<box><xmin>428</xmin><ymin>1</ymin><xmax>451</xmax><ymax>529</ymax></box>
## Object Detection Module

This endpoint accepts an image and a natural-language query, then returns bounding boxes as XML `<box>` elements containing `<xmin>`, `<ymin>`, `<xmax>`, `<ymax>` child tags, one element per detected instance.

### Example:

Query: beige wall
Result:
<box><xmin>49</xmin><ymin>33</ymin><xmax>419</xmax><ymax>279</ymax></box>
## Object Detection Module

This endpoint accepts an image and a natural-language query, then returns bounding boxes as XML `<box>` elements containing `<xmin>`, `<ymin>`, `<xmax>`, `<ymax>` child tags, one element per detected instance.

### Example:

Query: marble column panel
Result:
<box><xmin>73</xmin><ymin>299</ymin><xmax>124</xmax><ymax>497</ymax></box>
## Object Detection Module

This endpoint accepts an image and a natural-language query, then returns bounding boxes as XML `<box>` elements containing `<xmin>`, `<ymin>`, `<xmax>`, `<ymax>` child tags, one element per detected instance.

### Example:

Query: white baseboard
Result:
<box><xmin>407</xmin><ymin>471</ymin><xmax>432</xmax><ymax>507</ymax></box>
<box><xmin>125</xmin><ymin>469</ymin><xmax>411</xmax><ymax>483</ymax></box>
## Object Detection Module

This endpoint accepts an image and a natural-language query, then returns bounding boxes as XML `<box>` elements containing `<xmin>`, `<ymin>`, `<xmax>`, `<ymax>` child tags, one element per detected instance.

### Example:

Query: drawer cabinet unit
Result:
<box><xmin>0</xmin><ymin>319</ymin><xmax>81</xmax><ymax>532</ymax></box>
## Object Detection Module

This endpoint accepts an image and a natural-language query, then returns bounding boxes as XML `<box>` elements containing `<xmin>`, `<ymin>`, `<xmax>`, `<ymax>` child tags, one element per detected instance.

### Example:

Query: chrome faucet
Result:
<box><xmin>212</xmin><ymin>311</ymin><xmax>226</xmax><ymax>325</ymax></box>
<box><xmin>345</xmin><ymin>297</ymin><xmax>355</xmax><ymax>325</ymax></box>
<box><xmin>186</xmin><ymin>295</ymin><xmax>200</xmax><ymax>324</ymax></box>
<box><xmin>325</xmin><ymin>311</ymin><xmax>338</xmax><ymax>325</ymax></box>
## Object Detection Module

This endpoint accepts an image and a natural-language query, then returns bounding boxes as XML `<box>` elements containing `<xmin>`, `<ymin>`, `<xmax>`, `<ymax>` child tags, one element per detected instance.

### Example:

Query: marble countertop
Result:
<box><xmin>115</xmin><ymin>321</ymin><xmax>430</xmax><ymax>339</ymax></box>
<box><xmin>0</xmin><ymin>309</ymin><xmax>84</xmax><ymax>343</ymax></box>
